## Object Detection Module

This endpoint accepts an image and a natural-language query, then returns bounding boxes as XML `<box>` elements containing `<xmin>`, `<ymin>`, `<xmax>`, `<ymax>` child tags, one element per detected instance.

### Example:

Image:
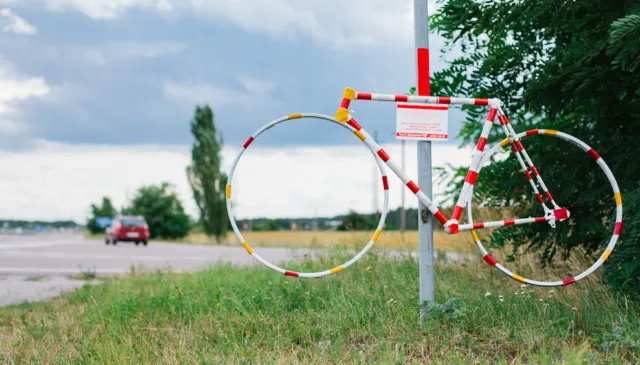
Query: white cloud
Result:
<box><xmin>163</xmin><ymin>79</ymin><xmax>281</xmax><ymax>108</ymax></box>
<box><xmin>46</xmin><ymin>0</ymin><xmax>154</xmax><ymax>19</ymax></box>
<box><xmin>110</xmin><ymin>41</ymin><xmax>185</xmax><ymax>59</ymax></box>
<box><xmin>43</xmin><ymin>0</ymin><xmax>443</xmax><ymax>48</ymax></box>
<box><xmin>0</xmin><ymin>119</ymin><xmax>25</xmax><ymax>134</ymax></box>
<box><xmin>0</xmin><ymin>140</ymin><xmax>473</xmax><ymax>223</ymax></box>
<box><xmin>238</xmin><ymin>76</ymin><xmax>276</xmax><ymax>96</ymax></box>
<box><xmin>82</xmin><ymin>41</ymin><xmax>185</xmax><ymax>66</ymax></box>
<box><xmin>229</xmin><ymin>141</ymin><xmax>473</xmax><ymax>220</ymax></box>
<box><xmin>0</xmin><ymin>8</ymin><xmax>37</xmax><ymax>35</ymax></box>
<box><xmin>163</xmin><ymin>82</ymin><xmax>249</xmax><ymax>107</ymax></box>
<box><xmin>0</xmin><ymin>61</ymin><xmax>50</xmax><ymax>134</ymax></box>
<box><xmin>156</xmin><ymin>0</ymin><xmax>172</xmax><ymax>12</ymax></box>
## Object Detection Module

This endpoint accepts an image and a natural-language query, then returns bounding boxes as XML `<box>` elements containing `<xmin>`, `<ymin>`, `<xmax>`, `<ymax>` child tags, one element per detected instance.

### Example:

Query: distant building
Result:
<box><xmin>290</xmin><ymin>222</ymin><xmax>297</xmax><ymax>230</ymax></box>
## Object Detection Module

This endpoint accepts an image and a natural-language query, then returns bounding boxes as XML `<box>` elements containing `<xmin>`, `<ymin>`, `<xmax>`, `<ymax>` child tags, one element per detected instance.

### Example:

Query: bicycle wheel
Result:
<box><xmin>225</xmin><ymin>113</ymin><xmax>389</xmax><ymax>278</ymax></box>
<box><xmin>466</xmin><ymin>129</ymin><xmax>623</xmax><ymax>287</ymax></box>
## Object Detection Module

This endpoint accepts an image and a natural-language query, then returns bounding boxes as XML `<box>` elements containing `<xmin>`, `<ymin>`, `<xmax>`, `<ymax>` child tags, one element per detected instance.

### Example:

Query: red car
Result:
<box><xmin>105</xmin><ymin>215</ymin><xmax>150</xmax><ymax>246</ymax></box>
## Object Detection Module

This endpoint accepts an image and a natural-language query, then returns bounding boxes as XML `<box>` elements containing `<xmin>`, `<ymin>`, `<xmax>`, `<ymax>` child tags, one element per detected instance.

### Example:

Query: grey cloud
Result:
<box><xmin>1</xmin><ymin>6</ymin><xmax>474</xmax><ymax>152</ymax></box>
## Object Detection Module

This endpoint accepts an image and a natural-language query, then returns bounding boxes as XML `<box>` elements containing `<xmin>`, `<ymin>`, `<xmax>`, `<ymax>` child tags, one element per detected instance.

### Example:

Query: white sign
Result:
<box><xmin>396</xmin><ymin>103</ymin><xmax>449</xmax><ymax>141</ymax></box>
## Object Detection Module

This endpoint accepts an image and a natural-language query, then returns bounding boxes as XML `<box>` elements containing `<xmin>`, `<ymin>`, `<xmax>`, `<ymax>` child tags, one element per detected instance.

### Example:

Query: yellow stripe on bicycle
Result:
<box><xmin>601</xmin><ymin>249</ymin><xmax>612</xmax><ymax>262</ymax></box>
<box><xmin>372</xmin><ymin>229</ymin><xmax>382</xmax><ymax>242</ymax></box>
<box><xmin>615</xmin><ymin>192</ymin><xmax>622</xmax><ymax>206</ymax></box>
<box><xmin>242</xmin><ymin>242</ymin><xmax>254</xmax><ymax>255</ymax></box>
<box><xmin>353</xmin><ymin>130</ymin><xmax>366</xmax><ymax>141</ymax></box>
<box><xmin>330</xmin><ymin>266</ymin><xmax>344</xmax><ymax>274</ymax></box>
<box><xmin>288</xmin><ymin>113</ymin><xmax>302</xmax><ymax>119</ymax></box>
<box><xmin>512</xmin><ymin>274</ymin><xmax>525</xmax><ymax>283</ymax></box>
<box><xmin>544</xmin><ymin>130</ymin><xmax>558</xmax><ymax>135</ymax></box>
<box><xmin>499</xmin><ymin>137</ymin><xmax>511</xmax><ymax>147</ymax></box>
<box><xmin>225</xmin><ymin>185</ymin><xmax>231</xmax><ymax>199</ymax></box>
<box><xmin>471</xmin><ymin>230</ymin><xmax>480</xmax><ymax>242</ymax></box>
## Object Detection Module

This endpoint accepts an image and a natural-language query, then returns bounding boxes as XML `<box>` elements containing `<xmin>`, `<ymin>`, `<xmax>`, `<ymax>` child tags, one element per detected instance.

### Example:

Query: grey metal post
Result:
<box><xmin>414</xmin><ymin>0</ymin><xmax>435</xmax><ymax>322</ymax></box>
<box><xmin>400</xmin><ymin>139</ymin><xmax>406</xmax><ymax>235</ymax></box>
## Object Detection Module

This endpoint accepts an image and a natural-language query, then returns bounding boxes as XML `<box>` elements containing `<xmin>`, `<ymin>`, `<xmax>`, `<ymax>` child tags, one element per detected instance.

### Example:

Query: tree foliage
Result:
<box><xmin>86</xmin><ymin>197</ymin><xmax>117</xmax><ymax>234</ymax></box>
<box><xmin>337</xmin><ymin>211</ymin><xmax>378</xmax><ymax>231</ymax></box>
<box><xmin>186</xmin><ymin>105</ymin><xmax>228</xmax><ymax>243</ymax></box>
<box><xmin>123</xmin><ymin>182</ymin><xmax>191</xmax><ymax>239</ymax></box>
<box><xmin>429</xmin><ymin>0</ymin><xmax>640</xmax><ymax>294</ymax></box>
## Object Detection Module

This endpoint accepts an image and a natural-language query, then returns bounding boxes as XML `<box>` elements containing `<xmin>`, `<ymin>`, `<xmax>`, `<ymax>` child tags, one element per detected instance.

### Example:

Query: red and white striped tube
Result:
<box><xmin>357</xmin><ymin>125</ymin><xmax>448</xmax><ymax>225</ymax></box>
<box><xmin>495</xmin><ymin>110</ymin><xmax>554</xmax><ymax>213</ymax></box>
<box><xmin>354</xmin><ymin>92</ymin><xmax>498</xmax><ymax>107</ymax></box>
<box><xmin>497</xmin><ymin>107</ymin><xmax>560</xmax><ymax>210</ymax></box>
<box><xmin>449</xmin><ymin>108</ymin><xmax>499</xmax><ymax>230</ymax></box>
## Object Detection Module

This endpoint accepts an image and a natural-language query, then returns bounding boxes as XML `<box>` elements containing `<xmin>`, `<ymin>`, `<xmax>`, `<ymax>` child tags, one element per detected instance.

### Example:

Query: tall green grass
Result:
<box><xmin>1</xmin><ymin>251</ymin><xmax>638</xmax><ymax>364</ymax></box>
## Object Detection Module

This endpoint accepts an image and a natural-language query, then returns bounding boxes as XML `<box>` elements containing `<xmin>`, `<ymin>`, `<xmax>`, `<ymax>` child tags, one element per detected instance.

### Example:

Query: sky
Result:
<box><xmin>0</xmin><ymin>0</ymin><xmax>478</xmax><ymax>224</ymax></box>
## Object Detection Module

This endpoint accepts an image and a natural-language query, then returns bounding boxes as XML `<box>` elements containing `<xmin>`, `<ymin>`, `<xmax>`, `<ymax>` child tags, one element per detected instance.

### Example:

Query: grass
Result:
<box><xmin>69</xmin><ymin>268</ymin><xmax>98</xmax><ymax>281</ymax></box>
<box><xmin>0</xmin><ymin>248</ymin><xmax>638</xmax><ymax>364</ymax></box>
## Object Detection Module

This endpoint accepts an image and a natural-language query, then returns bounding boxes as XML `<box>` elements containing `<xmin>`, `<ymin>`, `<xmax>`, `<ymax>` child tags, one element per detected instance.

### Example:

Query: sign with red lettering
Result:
<box><xmin>396</xmin><ymin>103</ymin><xmax>448</xmax><ymax>141</ymax></box>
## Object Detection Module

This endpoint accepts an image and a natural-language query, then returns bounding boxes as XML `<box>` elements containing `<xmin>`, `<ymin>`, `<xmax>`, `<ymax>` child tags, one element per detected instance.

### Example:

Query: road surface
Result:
<box><xmin>0</xmin><ymin>233</ymin><xmax>317</xmax><ymax>306</ymax></box>
<box><xmin>0</xmin><ymin>233</ymin><xmax>316</xmax><ymax>276</ymax></box>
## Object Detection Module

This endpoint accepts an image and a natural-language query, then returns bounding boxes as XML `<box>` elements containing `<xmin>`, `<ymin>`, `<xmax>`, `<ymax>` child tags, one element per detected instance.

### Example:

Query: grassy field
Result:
<box><xmin>183</xmin><ymin>229</ymin><xmax>476</xmax><ymax>252</ymax></box>
<box><xmin>1</xmin><ymin>249</ymin><xmax>637</xmax><ymax>364</ymax></box>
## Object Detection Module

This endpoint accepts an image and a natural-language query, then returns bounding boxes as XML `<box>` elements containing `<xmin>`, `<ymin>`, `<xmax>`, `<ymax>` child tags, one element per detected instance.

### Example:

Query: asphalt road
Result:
<box><xmin>0</xmin><ymin>233</ymin><xmax>318</xmax><ymax>306</ymax></box>
<box><xmin>0</xmin><ymin>233</ymin><xmax>316</xmax><ymax>276</ymax></box>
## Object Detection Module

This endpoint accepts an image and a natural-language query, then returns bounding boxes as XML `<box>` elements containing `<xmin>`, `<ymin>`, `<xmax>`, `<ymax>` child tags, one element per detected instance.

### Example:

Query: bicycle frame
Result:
<box><xmin>335</xmin><ymin>87</ymin><xmax>569</xmax><ymax>235</ymax></box>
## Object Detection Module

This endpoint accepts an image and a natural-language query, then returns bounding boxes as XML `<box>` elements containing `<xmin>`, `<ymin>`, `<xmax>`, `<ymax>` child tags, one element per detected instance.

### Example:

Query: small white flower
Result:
<box><xmin>499</xmin><ymin>298</ymin><xmax>504</xmax><ymax>302</ymax></box>
<box><xmin>514</xmin><ymin>291</ymin><xmax>519</xmax><ymax>295</ymax></box>
<box><xmin>499</xmin><ymin>295</ymin><xmax>504</xmax><ymax>298</ymax></box>
<box><xmin>520</xmin><ymin>284</ymin><xmax>527</xmax><ymax>288</ymax></box>
<box><xmin>538</xmin><ymin>298</ymin><xmax>544</xmax><ymax>302</ymax></box>
<box><xmin>572</xmin><ymin>307</ymin><xmax>578</xmax><ymax>311</ymax></box>
<box><xmin>549</xmin><ymin>290</ymin><xmax>555</xmax><ymax>294</ymax></box>
<box><xmin>485</xmin><ymin>292</ymin><xmax>491</xmax><ymax>297</ymax></box>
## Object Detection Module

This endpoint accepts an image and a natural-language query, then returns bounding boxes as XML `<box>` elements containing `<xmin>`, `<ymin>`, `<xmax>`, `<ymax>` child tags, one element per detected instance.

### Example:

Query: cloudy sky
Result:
<box><xmin>0</xmin><ymin>0</ymin><xmax>476</xmax><ymax>223</ymax></box>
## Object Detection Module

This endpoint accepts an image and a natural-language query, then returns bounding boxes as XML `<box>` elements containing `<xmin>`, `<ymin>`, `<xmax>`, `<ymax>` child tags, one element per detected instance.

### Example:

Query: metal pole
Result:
<box><xmin>400</xmin><ymin>139</ymin><xmax>406</xmax><ymax>235</ymax></box>
<box><xmin>414</xmin><ymin>0</ymin><xmax>435</xmax><ymax>323</ymax></box>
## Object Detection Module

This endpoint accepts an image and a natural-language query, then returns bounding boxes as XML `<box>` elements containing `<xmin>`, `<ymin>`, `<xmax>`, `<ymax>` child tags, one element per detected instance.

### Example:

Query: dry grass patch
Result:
<box><xmin>183</xmin><ymin>229</ymin><xmax>477</xmax><ymax>252</ymax></box>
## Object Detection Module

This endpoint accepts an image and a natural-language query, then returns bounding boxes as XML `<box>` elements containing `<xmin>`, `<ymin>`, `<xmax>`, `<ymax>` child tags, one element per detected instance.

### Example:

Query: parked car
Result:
<box><xmin>105</xmin><ymin>215</ymin><xmax>150</xmax><ymax>246</ymax></box>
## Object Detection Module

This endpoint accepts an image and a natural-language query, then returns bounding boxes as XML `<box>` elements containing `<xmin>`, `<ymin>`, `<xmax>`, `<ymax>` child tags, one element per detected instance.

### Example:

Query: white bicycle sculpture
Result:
<box><xmin>225</xmin><ymin>87</ymin><xmax>623</xmax><ymax>287</ymax></box>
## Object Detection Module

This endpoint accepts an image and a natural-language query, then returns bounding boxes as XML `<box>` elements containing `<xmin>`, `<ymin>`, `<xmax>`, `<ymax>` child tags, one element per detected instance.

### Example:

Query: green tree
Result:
<box><xmin>337</xmin><ymin>211</ymin><xmax>376</xmax><ymax>231</ymax></box>
<box><xmin>428</xmin><ymin>0</ymin><xmax>640</xmax><ymax>293</ymax></box>
<box><xmin>86</xmin><ymin>197</ymin><xmax>117</xmax><ymax>234</ymax></box>
<box><xmin>251</xmin><ymin>219</ymin><xmax>281</xmax><ymax>232</ymax></box>
<box><xmin>186</xmin><ymin>105</ymin><xmax>228</xmax><ymax>243</ymax></box>
<box><xmin>123</xmin><ymin>182</ymin><xmax>191</xmax><ymax>239</ymax></box>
